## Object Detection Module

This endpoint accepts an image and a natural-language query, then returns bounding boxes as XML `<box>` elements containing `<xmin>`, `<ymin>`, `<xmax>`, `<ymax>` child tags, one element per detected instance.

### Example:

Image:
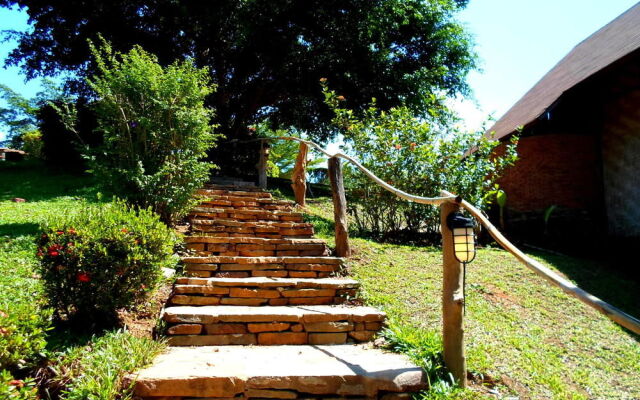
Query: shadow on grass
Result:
<box><xmin>0</xmin><ymin>222</ymin><xmax>40</xmax><ymax>237</ymax></box>
<box><xmin>520</xmin><ymin>249</ymin><xmax>640</xmax><ymax>337</ymax></box>
<box><xmin>0</xmin><ymin>161</ymin><xmax>97</xmax><ymax>203</ymax></box>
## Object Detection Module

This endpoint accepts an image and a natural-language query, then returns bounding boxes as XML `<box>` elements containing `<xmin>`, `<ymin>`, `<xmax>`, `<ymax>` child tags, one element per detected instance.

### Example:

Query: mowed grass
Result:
<box><xmin>304</xmin><ymin>196</ymin><xmax>640</xmax><ymax>399</ymax></box>
<box><xmin>0</xmin><ymin>162</ymin><xmax>165</xmax><ymax>399</ymax></box>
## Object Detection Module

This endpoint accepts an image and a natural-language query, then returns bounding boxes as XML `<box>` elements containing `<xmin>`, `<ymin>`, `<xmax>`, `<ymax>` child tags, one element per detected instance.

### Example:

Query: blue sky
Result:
<box><xmin>1</xmin><ymin>1</ymin><xmax>639</xmax><ymax>141</ymax></box>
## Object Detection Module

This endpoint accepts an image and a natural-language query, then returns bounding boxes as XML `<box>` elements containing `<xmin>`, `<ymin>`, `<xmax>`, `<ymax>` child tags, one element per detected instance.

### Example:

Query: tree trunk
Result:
<box><xmin>291</xmin><ymin>142</ymin><xmax>309</xmax><ymax>206</ymax></box>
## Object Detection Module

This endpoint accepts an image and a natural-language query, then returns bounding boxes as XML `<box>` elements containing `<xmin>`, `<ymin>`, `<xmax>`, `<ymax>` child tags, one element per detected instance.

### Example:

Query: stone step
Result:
<box><xmin>182</xmin><ymin>255</ymin><xmax>343</xmax><ymax>278</ymax></box>
<box><xmin>191</xmin><ymin>219</ymin><xmax>315</xmax><ymax>239</ymax></box>
<box><xmin>163</xmin><ymin>305</ymin><xmax>385</xmax><ymax>346</ymax></box>
<box><xmin>169</xmin><ymin>277</ymin><xmax>359</xmax><ymax>306</ymax></box>
<box><xmin>185</xmin><ymin>236</ymin><xmax>329</xmax><ymax>257</ymax></box>
<box><xmin>127</xmin><ymin>345</ymin><xmax>426</xmax><ymax>399</ymax></box>
<box><xmin>190</xmin><ymin>207</ymin><xmax>303</xmax><ymax>223</ymax></box>
<box><xmin>196</xmin><ymin>188</ymin><xmax>273</xmax><ymax>198</ymax></box>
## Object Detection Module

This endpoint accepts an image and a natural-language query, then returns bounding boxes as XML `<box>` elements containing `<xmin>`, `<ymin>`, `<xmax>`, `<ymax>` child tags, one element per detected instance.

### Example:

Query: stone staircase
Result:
<box><xmin>128</xmin><ymin>184</ymin><xmax>426</xmax><ymax>399</ymax></box>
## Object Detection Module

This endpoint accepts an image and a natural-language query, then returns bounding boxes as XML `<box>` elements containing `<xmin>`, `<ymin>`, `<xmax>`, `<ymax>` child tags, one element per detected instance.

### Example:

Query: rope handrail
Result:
<box><xmin>257</xmin><ymin>135</ymin><xmax>640</xmax><ymax>335</ymax></box>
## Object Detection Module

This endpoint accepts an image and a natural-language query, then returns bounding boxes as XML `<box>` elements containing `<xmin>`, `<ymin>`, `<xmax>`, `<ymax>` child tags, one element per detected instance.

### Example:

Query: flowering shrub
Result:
<box><xmin>35</xmin><ymin>199</ymin><xmax>177</xmax><ymax>321</ymax></box>
<box><xmin>322</xmin><ymin>81</ymin><xmax>518</xmax><ymax>242</ymax></box>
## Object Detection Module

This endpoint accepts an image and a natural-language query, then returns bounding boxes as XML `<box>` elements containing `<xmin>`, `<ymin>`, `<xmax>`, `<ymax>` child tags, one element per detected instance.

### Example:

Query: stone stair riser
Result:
<box><xmin>187</xmin><ymin>241</ymin><xmax>329</xmax><ymax>257</ymax></box>
<box><xmin>165</xmin><ymin>322</ymin><xmax>382</xmax><ymax>346</ymax></box>
<box><xmin>184</xmin><ymin>266</ymin><xmax>337</xmax><ymax>279</ymax></box>
<box><xmin>191</xmin><ymin>211</ymin><xmax>303</xmax><ymax>222</ymax></box>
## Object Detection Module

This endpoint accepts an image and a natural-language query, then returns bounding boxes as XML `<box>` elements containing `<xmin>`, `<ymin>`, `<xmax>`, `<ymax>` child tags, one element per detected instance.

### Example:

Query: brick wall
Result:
<box><xmin>601</xmin><ymin>89</ymin><xmax>640</xmax><ymax>237</ymax></box>
<box><xmin>496</xmin><ymin>134</ymin><xmax>601</xmax><ymax>212</ymax></box>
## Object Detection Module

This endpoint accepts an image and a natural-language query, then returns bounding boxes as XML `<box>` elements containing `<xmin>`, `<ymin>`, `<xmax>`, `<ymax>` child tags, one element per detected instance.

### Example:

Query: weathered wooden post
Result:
<box><xmin>291</xmin><ymin>142</ymin><xmax>309</xmax><ymax>206</ymax></box>
<box><xmin>440</xmin><ymin>200</ymin><xmax>467</xmax><ymax>388</ymax></box>
<box><xmin>257</xmin><ymin>140</ymin><xmax>269</xmax><ymax>189</ymax></box>
<box><xmin>328</xmin><ymin>156</ymin><xmax>351</xmax><ymax>257</ymax></box>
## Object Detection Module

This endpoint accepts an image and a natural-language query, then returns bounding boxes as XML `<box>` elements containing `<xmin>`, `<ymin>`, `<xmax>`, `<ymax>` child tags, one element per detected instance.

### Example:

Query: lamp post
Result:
<box><xmin>440</xmin><ymin>204</ymin><xmax>477</xmax><ymax>388</ymax></box>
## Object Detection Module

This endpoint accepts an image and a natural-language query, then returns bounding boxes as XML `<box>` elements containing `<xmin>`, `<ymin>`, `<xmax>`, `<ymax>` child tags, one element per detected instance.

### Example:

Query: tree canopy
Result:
<box><xmin>1</xmin><ymin>0</ymin><xmax>475</xmax><ymax>142</ymax></box>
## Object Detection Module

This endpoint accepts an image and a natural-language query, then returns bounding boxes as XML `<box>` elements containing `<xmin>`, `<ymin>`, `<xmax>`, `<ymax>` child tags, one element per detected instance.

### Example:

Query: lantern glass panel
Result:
<box><xmin>452</xmin><ymin>226</ymin><xmax>475</xmax><ymax>263</ymax></box>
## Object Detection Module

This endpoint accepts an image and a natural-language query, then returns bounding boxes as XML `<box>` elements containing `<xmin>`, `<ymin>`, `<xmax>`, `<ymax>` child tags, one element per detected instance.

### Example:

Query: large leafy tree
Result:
<box><xmin>1</xmin><ymin>0</ymin><xmax>475</xmax><ymax>143</ymax></box>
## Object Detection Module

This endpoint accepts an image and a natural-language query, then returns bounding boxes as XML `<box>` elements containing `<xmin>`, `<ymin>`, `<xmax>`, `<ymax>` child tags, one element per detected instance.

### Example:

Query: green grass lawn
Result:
<box><xmin>303</xmin><ymin>196</ymin><xmax>640</xmax><ymax>400</ymax></box>
<box><xmin>0</xmin><ymin>161</ymin><xmax>164</xmax><ymax>399</ymax></box>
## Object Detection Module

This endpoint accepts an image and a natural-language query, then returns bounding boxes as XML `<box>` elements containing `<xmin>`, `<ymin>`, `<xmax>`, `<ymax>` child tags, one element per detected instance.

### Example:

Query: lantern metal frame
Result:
<box><xmin>446</xmin><ymin>211</ymin><xmax>477</xmax><ymax>264</ymax></box>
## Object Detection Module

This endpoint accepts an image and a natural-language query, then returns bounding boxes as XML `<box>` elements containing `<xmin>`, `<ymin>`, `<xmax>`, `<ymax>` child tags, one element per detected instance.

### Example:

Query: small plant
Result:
<box><xmin>0</xmin><ymin>370</ymin><xmax>38</xmax><ymax>400</ymax></box>
<box><xmin>543</xmin><ymin>204</ymin><xmax>557</xmax><ymax>235</ymax></box>
<box><xmin>35</xmin><ymin>199</ymin><xmax>177</xmax><ymax>323</ymax></box>
<box><xmin>49</xmin><ymin>330</ymin><xmax>165</xmax><ymax>400</ymax></box>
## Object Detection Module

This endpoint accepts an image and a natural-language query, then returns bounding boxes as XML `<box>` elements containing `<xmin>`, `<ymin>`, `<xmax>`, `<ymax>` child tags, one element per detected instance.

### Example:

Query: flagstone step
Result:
<box><xmin>163</xmin><ymin>305</ymin><xmax>385</xmax><ymax>346</ymax></box>
<box><xmin>127</xmin><ymin>345</ymin><xmax>426</xmax><ymax>399</ymax></box>
<box><xmin>169</xmin><ymin>277</ymin><xmax>359</xmax><ymax>306</ymax></box>
<box><xmin>185</xmin><ymin>236</ymin><xmax>329</xmax><ymax>256</ymax></box>
<box><xmin>191</xmin><ymin>219</ymin><xmax>314</xmax><ymax>238</ymax></box>
<box><xmin>197</xmin><ymin>188</ymin><xmax>273</xmax><ymax>198</ymax></box>
<box><xmin>182</xmin><ymin>255</ymin><xmax>344</xmax><ymax>278</ymax></box>
<box><xmin>190</xmin><ymin>207</ymin><xmax>304</xmax><ymax>223</ymax></box>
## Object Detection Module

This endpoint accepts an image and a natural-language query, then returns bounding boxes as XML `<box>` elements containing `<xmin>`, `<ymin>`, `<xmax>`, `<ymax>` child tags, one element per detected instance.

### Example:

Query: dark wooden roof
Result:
<box><xmin>489</xmin><ymin>2</ymin><xmax>640</xmax><ymax>140</ymax></box>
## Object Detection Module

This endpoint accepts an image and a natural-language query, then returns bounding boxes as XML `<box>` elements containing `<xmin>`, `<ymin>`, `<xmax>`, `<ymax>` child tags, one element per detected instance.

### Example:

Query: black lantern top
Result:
<box><xmin>447</xmin><ymin>211</ymin><xmax>474</xmax><ymax>230</ymax></box>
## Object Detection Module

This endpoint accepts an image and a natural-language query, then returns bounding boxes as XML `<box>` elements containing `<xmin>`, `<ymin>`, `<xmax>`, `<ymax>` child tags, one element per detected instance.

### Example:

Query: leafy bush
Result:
<box><xmin>323</xmin><ymin>83</ymin><xmax>518</xmax><ymax>241</ymax></box>
<box><xmin>62</xmin><ymin>39</ymin><xmax>219</xmax><ymax>224</ymax></box>
<box><xmin>35</xmin><ymin>199</ymin><xmax>177</xmax><ymax>322</ymax></box>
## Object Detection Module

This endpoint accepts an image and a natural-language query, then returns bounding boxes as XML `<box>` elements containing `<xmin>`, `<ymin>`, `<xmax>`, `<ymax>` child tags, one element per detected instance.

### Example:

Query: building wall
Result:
<box><xmin>601</xmin><ymin>88</ymin><xmax>640</xmax><ymax>237</ymax></box>
<box><xmin>496</xmin><ymin>134</ymin><xmax>601</xmax><ymax>212</ymax></box>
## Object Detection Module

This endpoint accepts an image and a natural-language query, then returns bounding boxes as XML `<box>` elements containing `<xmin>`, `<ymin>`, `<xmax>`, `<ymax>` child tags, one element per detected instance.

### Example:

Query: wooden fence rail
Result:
<box><xmin>250</xmin><ymin>135</ymin><xmax>640</xmax><ymax>388</ymax></box>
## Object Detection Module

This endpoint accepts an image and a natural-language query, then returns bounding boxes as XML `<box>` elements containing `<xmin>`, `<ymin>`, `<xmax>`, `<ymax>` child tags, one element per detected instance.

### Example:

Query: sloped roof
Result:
<box><xmin>489</xmin><ymin>2</ymin><xmax>640</xmax><ymax>140</ymax></box>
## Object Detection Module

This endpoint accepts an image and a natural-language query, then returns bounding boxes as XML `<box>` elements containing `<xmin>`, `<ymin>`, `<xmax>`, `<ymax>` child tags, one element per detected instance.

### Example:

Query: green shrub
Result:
<box><xmin>322</xmin><ymin>82</ymin><xmax>518</xmax><ymax>241</ymax></box>
<box><xmin>60</xmin><ymin>39</ymin><xmax>220</xmax><ymax>224</ymax></box>
<box><xmin>35</xmin><ymin>199</ymin><xmax>177</xmax><ymax>321</ymax></box>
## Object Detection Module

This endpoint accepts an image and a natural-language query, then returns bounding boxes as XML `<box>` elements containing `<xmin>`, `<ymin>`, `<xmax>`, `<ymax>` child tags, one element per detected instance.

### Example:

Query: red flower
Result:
<box><xmin>76</xmin><ymin>272</ymin><xmax>91</xmax><ymax>283</ymax></box>
<box><xmin>56</xmin><ymin>230</ymin><xmax>64</xmax><ymax>235</ymax></box>
<box><xmin>68</xmin><ymin>228</ymin><xmax>77</xmax><ymax>235</ymax></box>
<box><xmin>121</xmin><ymin>228</ymin><xmax>129</xmax><ymax>233</ymax></box>
<box><xmin>409</xmin><ymin>142</ymin><xmax>417</xmax><ymax>149</ymax></box>
<box><xmin>336</xmin><ymin>95</ymin><xmax>346</xmax><ymax>101</ymax></box>
<box><xmin>9</xmin><ymin>380</ymin><xmax>24</xmax><ymax>388</ymax></box>
<box><xmin>48</xmin><ymin>250</ymin><xmax>59</xmax><ymax>257</ymax></box>
<box><xmin>394</xmin><ymin>144</ymin><xmax>402</xmax><ymax>150</ymax></box>
<box><xmin>140</xmin><ymin>284</ymin><xmax>147</xmax><ymax>290</ymax></box>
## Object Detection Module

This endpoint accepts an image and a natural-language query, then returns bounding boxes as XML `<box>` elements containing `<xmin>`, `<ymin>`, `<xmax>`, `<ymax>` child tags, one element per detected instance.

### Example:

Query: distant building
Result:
<box><xmin>0</xmin><ymin>148</ymin><xmax>26</xmax><ymax>162</ymax></box>
<box><xmin>489</xmin><ymin>3</ymin><xmax>640</xmax><ymax>243</ymax></box>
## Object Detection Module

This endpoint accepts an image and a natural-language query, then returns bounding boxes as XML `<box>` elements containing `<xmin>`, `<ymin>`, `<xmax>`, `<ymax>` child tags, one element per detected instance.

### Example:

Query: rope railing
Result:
<box><xmin>255</xmin><ymin>136</ymin><xmax>640</xmax><ymax>332</ymax></box>
<box><xmin>250</xmin><ymin>135</ymin><xmax>640</xmax><ymax>387</ymax></box>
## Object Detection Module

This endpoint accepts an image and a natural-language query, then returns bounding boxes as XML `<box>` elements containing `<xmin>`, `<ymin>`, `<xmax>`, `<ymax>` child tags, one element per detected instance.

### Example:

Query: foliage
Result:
<box><xmin>1</xmin><ymin>0</ymin><xmax>476</xmax><ymax>142</ymax></box>
<box><xmin>323</xmin><ymin>83</ymin><xmax>518</xmax><ymax>240</ymax></box>
<box><xmin>251</xmin><ymin>121</ymin><xmax>325</xmax><ymax>179</ymax></box>
<box><xmin>0</xmin><ymin>370</ymin><xmax>38</xmax><ymax>400</ymax></box>
<box><xmin>35</xmin><ymin>198</ymin><xmax>177</xmax><ymax>321</ymax></box>
<box><xmin>60</xmin><ymin>40</ymin><xmax>219</xmax><ymax>223</ymax></box>
<box><xmin>0</xmin><ymin>82</ymin><xmax>59</xmax><ymax>153</ymax></box>
<box><xmin>0</xmin><ymin>237</ymin><xmax>51</xmax><ymax>371</ymax></box>
<box><xmin>48</xmin><ymin>330</ymin><xmax>165</xmax><ymax>400</ymax></box>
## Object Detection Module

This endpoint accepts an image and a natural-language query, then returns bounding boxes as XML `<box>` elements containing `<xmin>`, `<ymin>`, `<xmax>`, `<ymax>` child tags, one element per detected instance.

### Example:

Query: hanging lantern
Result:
<box><xmin>447</xmin><ymin>211</ymin><xmax>476</xmax><ymax>264</ymax></box>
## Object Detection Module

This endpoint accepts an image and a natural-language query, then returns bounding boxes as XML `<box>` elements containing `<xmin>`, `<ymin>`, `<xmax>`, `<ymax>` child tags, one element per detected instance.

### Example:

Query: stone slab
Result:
<box><xmin>129</xmin><ymin>345</ymin><xmax>426</xmax><ymax>398</ymax></box>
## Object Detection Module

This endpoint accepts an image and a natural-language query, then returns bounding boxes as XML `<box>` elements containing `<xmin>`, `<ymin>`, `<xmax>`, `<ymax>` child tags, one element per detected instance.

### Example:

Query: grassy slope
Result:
<box><xmin>0</xmin><ymin>162</ymin><xmax>165</xmax><ymax>399</ymax></box>
<box><xmin>304</xmin><ymin>196</ymin><xmax>640</xmax><ymax>400</ymax></box>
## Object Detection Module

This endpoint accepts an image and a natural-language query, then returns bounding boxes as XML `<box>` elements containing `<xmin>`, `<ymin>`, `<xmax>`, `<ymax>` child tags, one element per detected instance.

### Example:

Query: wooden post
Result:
<box><xmin>291</xmin><ymin>142</ymin><xmax>309</xmax><ymax>206</ymax></box>
<box><xmin>328</xmin><ymin>156</ymin><xmax>351</xmax><ymax>257</ymax></box>
<box><xmin>440</xmin><ymin>200</ymin><xmax>467</xmax><ymax>388</ymax></box>
<box><xmin>257</xmin><ymin>140</ymin><xmax>269</xmax><ymax>189</ymax></box>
